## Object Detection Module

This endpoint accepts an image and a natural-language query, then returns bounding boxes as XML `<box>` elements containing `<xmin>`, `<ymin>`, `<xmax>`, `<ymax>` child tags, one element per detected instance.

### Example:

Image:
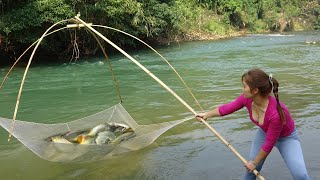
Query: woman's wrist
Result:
<box><xmin>251</xmin><ymin>160</ymin><xmax>258</xmax><ymax>166</ymax></box>
<box><xmin>205</xmin><ymin>112</ymin><xmax>211</xmax><ymax>119</ymax></box>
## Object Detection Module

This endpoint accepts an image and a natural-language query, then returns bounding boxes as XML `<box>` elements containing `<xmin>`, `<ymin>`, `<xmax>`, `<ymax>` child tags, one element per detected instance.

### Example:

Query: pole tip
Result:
<box><xmin>8</xmin><ymin>134</ymin><xmax>12</xmax><ymax>142</ymax></box>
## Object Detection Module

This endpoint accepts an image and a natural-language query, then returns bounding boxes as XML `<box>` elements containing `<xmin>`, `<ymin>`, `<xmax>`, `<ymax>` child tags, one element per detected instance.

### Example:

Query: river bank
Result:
<box><xmin>156</xmin><ymin>30</ymin><xmax>247</xmax><ymax>46</ymax></box>
<box><xmin>0</xmin><ymin>30</ymin><xmax>246</xmax><ymax>66</ymax></box>
<box><xmin>0</xmin><ymin>26</ymin><xmax>316</xmax><ymax>67</ymax></box>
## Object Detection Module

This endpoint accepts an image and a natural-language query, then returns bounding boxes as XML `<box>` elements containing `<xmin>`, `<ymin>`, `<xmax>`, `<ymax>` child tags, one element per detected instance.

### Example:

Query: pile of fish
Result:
<box><xmin>47</xmin><ymin>122</ymin><xmax>135</xmax><ymax>145</ymax></box>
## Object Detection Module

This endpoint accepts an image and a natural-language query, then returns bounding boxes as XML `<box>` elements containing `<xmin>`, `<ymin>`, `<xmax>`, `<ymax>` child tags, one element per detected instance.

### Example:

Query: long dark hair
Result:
<box><xmin>242</xmin><ymin>69</ymin><xmax>285</xmax><ymax>123</ymax></box>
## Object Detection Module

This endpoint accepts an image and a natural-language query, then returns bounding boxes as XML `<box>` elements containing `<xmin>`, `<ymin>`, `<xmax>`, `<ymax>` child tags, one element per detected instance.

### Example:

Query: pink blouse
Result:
<box><xmin>218</xmin><ymin>94</ymin><xmax>295</xmax><ymax>152</ymax></box>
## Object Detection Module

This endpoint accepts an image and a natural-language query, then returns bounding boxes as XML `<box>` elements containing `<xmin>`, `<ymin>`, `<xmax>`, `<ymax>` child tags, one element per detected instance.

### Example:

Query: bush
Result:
<box><xmin>250</xmin><ymin>20</ymin><xmax>269</xmax><ymax>33</ymax></box>
<box><xmin>203</xmin><ymin>19</ymin><xmax>229</xmax><ymax>35</ymax></box>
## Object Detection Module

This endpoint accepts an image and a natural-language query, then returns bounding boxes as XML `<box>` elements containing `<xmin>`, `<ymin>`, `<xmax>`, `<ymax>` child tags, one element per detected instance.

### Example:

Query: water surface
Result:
<box><xmin>0</xmin><ymin>31</ymin><xmax>319</xmax><ymax>179</ymax></box>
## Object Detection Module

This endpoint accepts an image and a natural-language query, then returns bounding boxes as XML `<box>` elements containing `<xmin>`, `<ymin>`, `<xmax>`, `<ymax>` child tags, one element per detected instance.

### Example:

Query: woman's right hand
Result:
<box><xmin>195</xmin><ymin>108</ymin><xmax>219</xmax><ymax>121</ymax></box>
<box><xmin>195</xmin><ymin>113</ymin><xmax>209</xmax><ymax>121</ymax></box>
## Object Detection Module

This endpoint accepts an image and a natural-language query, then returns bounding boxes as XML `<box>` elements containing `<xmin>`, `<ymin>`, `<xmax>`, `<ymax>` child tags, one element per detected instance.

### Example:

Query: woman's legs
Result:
<box><xmin>243</xmin><ymin>129</ymin><xmax>266</xmax><ymax>180</ymax></box>
<box><xmin>276</xmin><ymin>129</ymin><xmax>310</xmax><ymax>180</ymax></box>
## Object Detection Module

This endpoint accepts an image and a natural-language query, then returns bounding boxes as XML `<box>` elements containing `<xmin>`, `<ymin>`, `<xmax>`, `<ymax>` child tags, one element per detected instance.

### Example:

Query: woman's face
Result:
<box><xmin>242</xmin><ymin>80</ymin><xmax>255</xmax><ymax>98</ymax></box>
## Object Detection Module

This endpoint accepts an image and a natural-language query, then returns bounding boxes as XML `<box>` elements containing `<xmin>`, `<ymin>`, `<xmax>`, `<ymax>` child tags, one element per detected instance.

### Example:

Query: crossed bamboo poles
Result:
<box><xmin>1</xmin><ymin>15</ymin><xmax>265</xmax><ymax>179</ymax></box>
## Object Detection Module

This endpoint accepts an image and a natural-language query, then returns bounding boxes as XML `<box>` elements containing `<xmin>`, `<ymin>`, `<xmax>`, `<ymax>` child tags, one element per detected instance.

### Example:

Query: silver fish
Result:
<box><xmin>87</xmin><ymin>124</ymin><xmax>109</xmax><ymax>137</ymax></box>
<box><xmin>95</xmin><ymin>131</ymin><xmax>116</xmax><ymax>144</ymax></box>
<box><xmin>108</xmin><ymin>122</ymin><xmax>131</xmax><ymax>132</ymax></box>
<box><xmin>110</xmin><ymin>132</ymin><xmax>135</xmax><ymax>144</ymax></box>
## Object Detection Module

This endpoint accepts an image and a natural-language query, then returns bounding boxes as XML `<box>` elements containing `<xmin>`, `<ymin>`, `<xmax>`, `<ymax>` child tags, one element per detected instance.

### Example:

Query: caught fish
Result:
<box><xmin>123</xmin><ymin>127</ymin><xmax>134</xmax><ymax>133</ymax></box>
<box><xmin>108</xmin><ymin>122</ymin><xmax>130</xmax><ymax>132</ymax></box>
<box><xmin>87</xmin><ymin>124</ymin><xmax>109</xmax><ymax>137</ymax></box>
<box><xmin>95</xmin><ymin>131</ymin><xmax>116</xmax><ymax>144</ymax></box>
<box><xmin>63</xmin><ymin>130</ymin><xmax>88</xmax><ymax>142</ymax></box>
<box><xmin>75</xmin><ymin>135</ymin><xmax>95</xmax><ymax>145</ymax></box>
<box><xmin>110</xmin><ymin>132</ymin><xmax>135</xmax><ymax>144</ymax></box>
<box><xmin>51</xmin><ymin>136</ymin><xmax>72</xmax><ymax>144</ymax></box>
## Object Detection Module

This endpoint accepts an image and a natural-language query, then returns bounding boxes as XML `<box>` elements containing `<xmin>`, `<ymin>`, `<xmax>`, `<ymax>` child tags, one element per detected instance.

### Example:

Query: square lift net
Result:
<box><xmin>0</xmin><ymin>103</ymin><xmax>192</xmax><ymax>162</ymax></box>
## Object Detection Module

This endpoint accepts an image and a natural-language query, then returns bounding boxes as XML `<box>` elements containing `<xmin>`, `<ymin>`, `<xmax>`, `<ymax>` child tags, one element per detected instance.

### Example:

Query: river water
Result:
<box><xmin>0</xmin><ymin>31</ymin><xmax>319</xmax><ymax>179</ymax></box>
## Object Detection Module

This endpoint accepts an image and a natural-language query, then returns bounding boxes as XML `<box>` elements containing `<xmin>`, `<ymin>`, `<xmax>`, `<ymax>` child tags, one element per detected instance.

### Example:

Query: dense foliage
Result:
<box><xmin>0</xmin><ymin>0</ymin><xmax>319</xmax><ymax>63</ymax></box>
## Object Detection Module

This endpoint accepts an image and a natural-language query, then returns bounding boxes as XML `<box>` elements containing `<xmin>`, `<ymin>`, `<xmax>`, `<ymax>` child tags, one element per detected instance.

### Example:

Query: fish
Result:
<box><xmin>108</xmin><ymin>122</ymin><xmax>131</xmax><ymax>132</ymax></box>
<box><xmin>123</xmin><ymin>127</ymin><xmax>134</xmax><ymax>133</ymax></box>
<box><xmin>75</xmin><ymin>135</ymin><xmax>95</xmax><ymax>145</ymax></box>
<box><xmin>51</xmin><ymin>136</ymin><xmax>72</xmax><ymax>144</ymax></box>
<box><xmin>110</xmin><ymin>132</ymin><xmax>135</xmax><ymax>144</ymax></box>
<box><xmin>63</xmin><ymin>130</ymin><xmax>88</xmax><ymax>142</ymax></box>
<box><xmin>87</xmin><ymin>124</ymin><xmax>110</xmax><ymax>137</ymax></box>
<box><xmin>95</xmin><ymin>131</ymin><xmax>116</xmax><ymax>144</ymax></box>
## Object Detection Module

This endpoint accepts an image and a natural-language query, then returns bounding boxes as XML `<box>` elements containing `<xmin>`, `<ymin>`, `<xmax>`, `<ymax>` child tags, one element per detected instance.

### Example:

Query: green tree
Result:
<box><xmin>0</xmin><ymin>0</ymin><xmax>318</xmax><ymax>64</ymax></box>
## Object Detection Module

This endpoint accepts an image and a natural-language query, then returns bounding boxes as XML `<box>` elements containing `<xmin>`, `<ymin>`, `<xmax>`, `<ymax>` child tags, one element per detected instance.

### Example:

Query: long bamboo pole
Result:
<box><xmin>91</xmin><ymin>25</ymin><xmax>203</xmax><ymax>112</ymax></box>
<box><xmin>74</xmin><ymin>16</ymin><xmax>265</xmax><ymax>180</ymax></box>
<box><xmin>0</xmin><ymin>26</ymin><xmax>70</xmax><ymax>90</ymax></box>
<box><xmin>1</xmin><ymin>22</ymin><xmax>90</xmax><ymax>90</ymax></box>
<box><xmin>7</xmin><ymin>19</ymin><xmax>71</xmax><ymax>141</ymax></box>
<box><xmin>1</xmin><ymin>23</ymin><xmax>203</xmax><ymax>112</ymax></box>
<box><xmin>86</xmin><ymin>29</ymin><xmax>123</xmax><ymax>102</ymax></box>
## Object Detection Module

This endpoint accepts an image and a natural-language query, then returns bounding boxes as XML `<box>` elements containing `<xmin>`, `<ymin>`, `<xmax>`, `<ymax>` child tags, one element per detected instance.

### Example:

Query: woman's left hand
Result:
<box><xmin>244</xmin><ymin>160</ymin><xmax>256</xmax><ymax>172</ymax></box>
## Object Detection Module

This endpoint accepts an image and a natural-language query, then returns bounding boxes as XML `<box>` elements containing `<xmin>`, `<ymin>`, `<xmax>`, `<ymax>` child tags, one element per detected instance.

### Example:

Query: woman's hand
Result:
<box><xmin>195</xmin><ymin>108</ymin><xmax>220</xmax><ymax>121</ymax></box>
<box><xmin>195</xmin><ymin>113</ymin><xmax>209</xmax><ymax>121</ymax></box>
<box><xmin>244</xmin><ymin>160</ymin><xmax>257</xmax><ymax>172</ymax></box>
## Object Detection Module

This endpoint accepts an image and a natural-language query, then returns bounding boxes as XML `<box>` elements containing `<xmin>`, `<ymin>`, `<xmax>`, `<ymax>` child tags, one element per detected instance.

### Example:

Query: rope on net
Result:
<box><xmin>69</xmin><ymin>29</ymin><xmax>80</xmax><ymax>63</ymax></box>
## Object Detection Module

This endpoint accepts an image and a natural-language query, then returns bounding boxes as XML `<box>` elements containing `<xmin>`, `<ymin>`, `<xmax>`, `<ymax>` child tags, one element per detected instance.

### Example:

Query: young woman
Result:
<box><xmin>196</xmin><ymin>68</ymin><xmax>310</xmax><ymax>180</ymax></box>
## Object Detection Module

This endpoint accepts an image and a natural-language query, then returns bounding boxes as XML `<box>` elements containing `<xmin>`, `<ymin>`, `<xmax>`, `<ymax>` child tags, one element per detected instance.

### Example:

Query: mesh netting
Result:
<box><xmin>0</xmin><ymin>103</ymin><xmax>192</xmax><ymax>162</ymax></box>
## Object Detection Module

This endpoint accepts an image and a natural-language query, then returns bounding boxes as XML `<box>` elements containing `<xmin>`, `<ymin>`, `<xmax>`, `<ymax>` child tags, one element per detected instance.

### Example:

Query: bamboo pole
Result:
<box><xmin>0</xmin><ymin>26</ymin><xmax>70</xmax><ymax>90</ymax></box>
<box><xmin>91</xmin><ymin>24</ymin><xmax>203</xmax><ymax>112</ymax></box>
<box><xmin>7</xmin><ymin>19</ymin><xmax>71</xmax><ymax>141</ymax></box>
<box><xmin>0</xmin><ymin>22</ymin><xmax>93</xmax><ymax>90</ymax></box>
<box><xmin>74</xmin><ymin>17</ymin><xmax>265</xmax><ymax>180</ymax></box>
<box><xmin>1</xmin><ymin>22</ymin><xmax>203</xmax><ymax>112</ymax></box>
<box><xmin>87</xmin><ymin>30</ymin><xmax>123</xmax><ymax>102</ymax></box>
<box><xmin>66</xmin><ymin>23</ymin><xmax>92</xmax><ymax>28</ymax></box>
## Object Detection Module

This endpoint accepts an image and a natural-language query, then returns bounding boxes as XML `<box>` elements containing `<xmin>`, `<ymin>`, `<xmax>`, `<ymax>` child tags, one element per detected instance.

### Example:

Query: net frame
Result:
<box><xmin>0</xmin><ymin>103</ymin><xmax>192</xmax><ymax>162</ymax></box>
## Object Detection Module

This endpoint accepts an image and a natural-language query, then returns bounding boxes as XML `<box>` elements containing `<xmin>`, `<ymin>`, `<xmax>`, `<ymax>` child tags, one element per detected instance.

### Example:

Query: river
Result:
<box><xmin>0</xmin><ymin>30</ymin><xmax>319</xmax><ymax>179</ymax></box>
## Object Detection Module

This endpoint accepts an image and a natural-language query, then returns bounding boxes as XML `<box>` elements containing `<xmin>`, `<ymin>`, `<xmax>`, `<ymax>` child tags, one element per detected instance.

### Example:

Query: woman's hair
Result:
<box><xmin>242</xmin><ymin>68</ymin><xmax>285</xmax><ymax>123</ymax></box>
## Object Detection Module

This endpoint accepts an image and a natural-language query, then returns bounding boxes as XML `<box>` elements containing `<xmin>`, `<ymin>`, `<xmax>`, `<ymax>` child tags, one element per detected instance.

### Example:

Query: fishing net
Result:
<box><xmin>0</xmin><ymin>17</ymin><xmax>197</xmax><ymax>163</ymax></box>
<box><xmin>0</xmin><ymin>103</ymin><xmax>192</xmax><ymax>162</ymax></box>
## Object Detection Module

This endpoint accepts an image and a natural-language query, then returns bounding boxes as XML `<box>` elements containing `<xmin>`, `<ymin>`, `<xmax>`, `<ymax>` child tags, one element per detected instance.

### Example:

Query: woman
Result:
<box><xmin>196</xmin><ymin>68</ymin><xmax>310</xmax><ymax>180</ymax></box>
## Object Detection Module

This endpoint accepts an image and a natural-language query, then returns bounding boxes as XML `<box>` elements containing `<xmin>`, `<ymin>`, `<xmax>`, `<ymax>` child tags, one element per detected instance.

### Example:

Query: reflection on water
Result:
<box><xmin>0</xmin><ymin>31</ymin><xmax>320</xmax><ymax>179</ymax></box>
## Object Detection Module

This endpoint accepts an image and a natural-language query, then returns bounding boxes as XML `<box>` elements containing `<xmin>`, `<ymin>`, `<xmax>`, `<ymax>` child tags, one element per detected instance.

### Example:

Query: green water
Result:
<box><xmin>0</xmin><ymin>31</ymin><xmax>319</xmax><ymax>179</ymax></box>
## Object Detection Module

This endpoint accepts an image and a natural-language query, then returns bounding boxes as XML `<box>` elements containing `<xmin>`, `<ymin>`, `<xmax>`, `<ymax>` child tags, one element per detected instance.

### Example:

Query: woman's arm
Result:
<box><xmin>254</xmin><ymin>149</ymin><xmax>269</xmax><ymax>165</ymax></box>
<box><xmin>246</xmin><ymin>115</ymin><xmax>282</xmax><ymax>172</ymax></box>
<box><xmin>196</xmin><ymin>94</ymin><xmax>247</xmax><ymax>121</ymax></box>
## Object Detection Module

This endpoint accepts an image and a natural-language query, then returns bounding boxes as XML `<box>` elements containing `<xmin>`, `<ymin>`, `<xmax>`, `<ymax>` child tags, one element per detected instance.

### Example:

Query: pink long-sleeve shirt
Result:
<box><xmin>218</xmin><ymin>94</ymin><xmax>295</xmax><ymax>152</ymax></box>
